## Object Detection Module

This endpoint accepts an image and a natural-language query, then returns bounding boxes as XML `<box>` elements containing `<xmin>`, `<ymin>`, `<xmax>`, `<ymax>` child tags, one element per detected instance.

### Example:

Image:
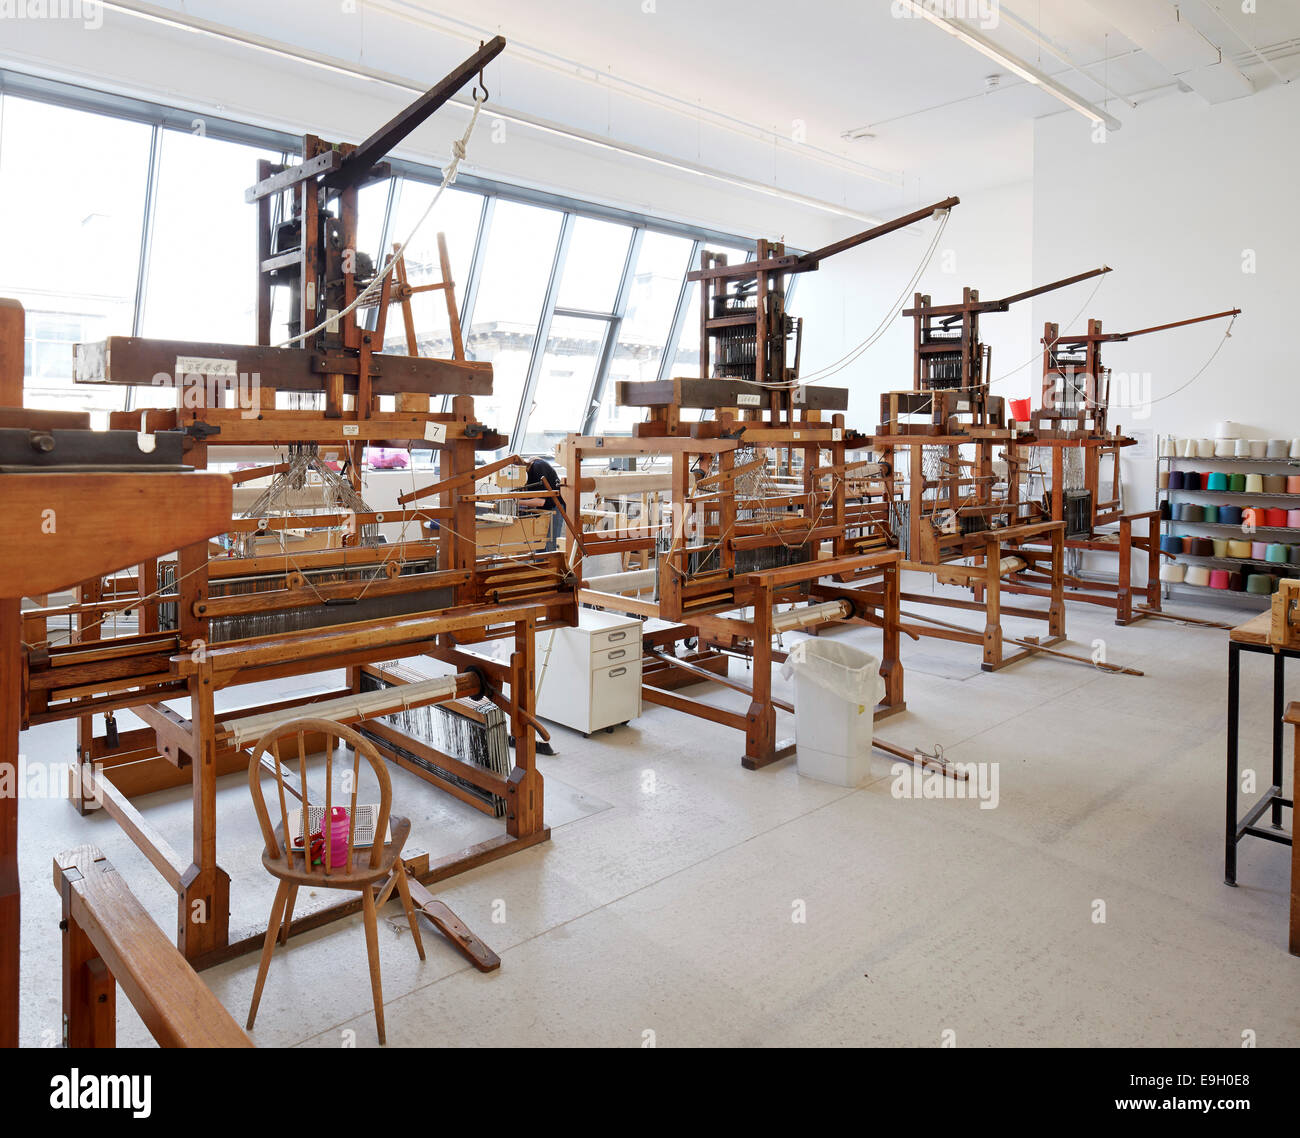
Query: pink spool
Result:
<box><xmin>1210</xmin><ymin>569</ymin><xmax>1230</xmax><ymax>589</ymax></box>
<box><xmin>1288</xmin><ymin>509</ymin><xmax>1300</xmax><ymax>528</ymax></box>
<box><xmin>1252</xmin><ymin>542</ymin><xmax>1268</xmax><ymax>560</ymax></box>
<box><xmin>1288</xmin><ymin>476</ymin><xmax>1300</xmax><ymax>495</ymax></box>
<box><xmin>325</xmin><ymin>806</ymin><xmax>349</xmax><ymax>868</ymax></box>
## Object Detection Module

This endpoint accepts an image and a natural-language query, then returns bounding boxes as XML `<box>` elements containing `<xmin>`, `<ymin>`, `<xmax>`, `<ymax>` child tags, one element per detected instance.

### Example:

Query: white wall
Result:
<box><xmin>1032</xmin><ymin>81</ymin><xmax>1300</xmax><ymax>513</ymax></box>
<box><xmin>794</xmin><ymin>178</ymin><xmax>1035</xmax><ymax>428</ymax></box>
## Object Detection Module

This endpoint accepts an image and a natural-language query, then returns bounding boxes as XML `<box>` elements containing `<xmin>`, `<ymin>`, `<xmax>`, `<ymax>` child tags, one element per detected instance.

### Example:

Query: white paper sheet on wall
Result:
<box><xmin>1125</xmin><ymin>429</ymin><xmax>1152</xmax><ymax>460</ymax></box>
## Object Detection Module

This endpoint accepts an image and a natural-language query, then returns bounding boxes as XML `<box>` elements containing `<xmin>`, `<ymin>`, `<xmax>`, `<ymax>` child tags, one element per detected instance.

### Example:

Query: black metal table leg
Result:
<box><xmin>1226</xmin><ymin>640</ymin><xmax>1240</xmax><ymax>886</ymax></box>
<box><xmin>1273</xmin><ymin>651</ymin><xmax>1286</xmax><ymax>829</ymax></box>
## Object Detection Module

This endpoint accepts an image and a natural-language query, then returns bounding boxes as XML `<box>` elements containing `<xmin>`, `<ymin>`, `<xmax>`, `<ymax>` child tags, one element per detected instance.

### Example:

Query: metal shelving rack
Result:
<box><xmin>1157</xmin><ymin>433</ymin><xmax>1300</xmax><ymax>606</ymax></box>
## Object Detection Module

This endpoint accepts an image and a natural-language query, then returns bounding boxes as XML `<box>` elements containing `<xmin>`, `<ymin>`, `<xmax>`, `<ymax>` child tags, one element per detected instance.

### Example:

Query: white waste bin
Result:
<box><xmin>781</xmin><ymin>639</ymin><xmax>884</xmax><ymax>787</ymax></box>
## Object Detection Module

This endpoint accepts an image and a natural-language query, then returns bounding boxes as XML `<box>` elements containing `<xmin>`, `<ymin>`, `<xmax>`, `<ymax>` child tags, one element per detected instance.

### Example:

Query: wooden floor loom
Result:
<box><xmin>17</xmin><ymin>38</ymin><xmax>579</xmax><ymax>967</ymax></box>
<box><xmin>869</xmin><ymin>428</ymin><xmax>1071</xmax><ymax>672</ymax></box>
<box><xmin>558</xmin><ymin>198</ymin><xmax>991</xmax><ymax>766</ymax></box>
<box><xmin>563</xmin><ymin>415</ymin><xmax>906</xmax><ymax>769</ymax></box>
<box><xmin>1000</xmin><ymin>306</ymin><xmax>1241</xmax><ymax>628</ymax></box>
<box><xmin>871</xmin><ymin>264</ymin><xmax>1169</xmax><ymax>673</ymax></box>
<box><xmin>0</xmin><ymin>295</ymin><xmax>236</xmax><ymax>1044</ymax></box>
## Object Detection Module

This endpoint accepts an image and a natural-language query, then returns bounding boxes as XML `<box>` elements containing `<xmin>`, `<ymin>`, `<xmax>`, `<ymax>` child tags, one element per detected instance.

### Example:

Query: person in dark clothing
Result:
<box><xmin>520</xmin><ymin>456</ymin><xmax>563</xmax><ymax>551</ymax></box>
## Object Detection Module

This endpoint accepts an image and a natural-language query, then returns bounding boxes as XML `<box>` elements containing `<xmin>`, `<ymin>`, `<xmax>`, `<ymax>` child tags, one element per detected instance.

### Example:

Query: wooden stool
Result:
<box><xmin>1282</xmin><ymin>702</ymin><xmax>1300</xmax><ymax>955</ymax></box>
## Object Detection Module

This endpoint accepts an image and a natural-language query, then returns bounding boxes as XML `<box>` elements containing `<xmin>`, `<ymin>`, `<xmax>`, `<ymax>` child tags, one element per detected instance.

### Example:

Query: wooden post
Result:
<box><xmin>744</xmin><ymin>585</ymin><xmax>776</xmax><ymax>768</ymax></box>
<box><xmin>172</xmin><ymin>374</ymin><xmax>227</xmax><ymax>960</ymax></box>
<box><xmin>445</xmin><ymin>421</ymin><xmax>477</xmax><ymax>576</ymax></box>
<box><xmin>660</xmin><ymin>451</ymin><xmax>688</xmax><ymax>620</ymax></box>
<box><xmin>437</xmin><ymin>233</ymin><xmax>466</xmax><ymax>362</ymax></box>
<box><xmin>1051</xmin><ymin>446</ymin><xmax>1064</xmax><ymax>530</ymax></box>
<box><xmin>1049</xmin><ymin>525</ymin><xmax>1066</xmax><ymax>640</ymax></box>
<box><xmin>982</xmin><ymin>539</ymin><xmax>1002</xmax><ymax>670</ymax></box>
<box><xmin>1041</xmin><ymin>321</ymin><xmax>1058</xmax><ymax>413</ymax></box>
<box><xmin>138</xmin><ymin>557</ymin><xmax>159</xmax><ymax>635</ymax></box>
<box><xmin>1117</xmin><ymin>515</ymin><xmax>1134</xmax><ymax>624</ymax></box>
<box><xmin>1084</xmin><ymin>445</ymin><xmax>1100</xmax><ymax>532</ymax></box>
<box><xmin>255</xmin><ymin>158</ymin><xmax>273</xmax><ymax>346</ymax></box>
<box><xmin>830</xmin><ymin>420</ymin><xmax>846</xmax><ymax>558</ymax></box>
<box><xmin>72</xmin><ymin>573</ymin><xmax>104</xmax><ymax>816</ymax></box>
<box><xmin>0</xmin><ymin>596</ymin><xmax>17</xmax><ymax>1048</ymax></box>
<box><xmin>505</xmin><ymin>615</ymin><xmax>543</xmax><ymax>838</ymax></box>
<box><xmin>719</xmin><ymin>447</ymin><xmax>736</xmax><ymax>575</ymax></box>
<box><xmin>908</xmin><ymin>443</ymin><xmax>924</xmax><ymax>560</ymax></box>
<box><xmin>178</xmin><ymin>659</ymin><xmax>230</xmax><ymax>960</ymax></box>
<box><xmin>1144</xmin><ymin>514</ymin><xmax>1161</xmax><ymax>613</ymax></box>
<box><xmin>878</xmin><ymin>559</ymin><xmax>904</xmax><ymax>712</ymax></box>
<box><xmin>58</xmin><ymin>849</ymin><xmax>117</xmax><ymax>1048</ymax></box>
<box><xmin>0</xmin><ymin>298</ymin><xmax>22</xmax><ymax>1047</ymax></box>
<box><xmin>911</xmin><ymin>293</ymin><xmax>924</xmax><ymax>392</ymax></box>
<box><xmin>698</xmin><ymin>250</ymin><xmax>712</xmax><ymax>381</ymax></box>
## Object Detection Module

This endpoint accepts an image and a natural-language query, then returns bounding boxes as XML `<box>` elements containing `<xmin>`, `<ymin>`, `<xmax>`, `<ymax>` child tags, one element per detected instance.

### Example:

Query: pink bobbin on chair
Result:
<box><xmin>245</xmin><ymin>717</ymin><xmax>425</xmax><ymax>1045</ymax></box>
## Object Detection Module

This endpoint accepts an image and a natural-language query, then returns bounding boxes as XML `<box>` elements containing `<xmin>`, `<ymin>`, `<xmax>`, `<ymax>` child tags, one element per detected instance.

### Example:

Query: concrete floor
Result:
<box><xmin>14</xmin><ymin>576</ymin><xmax>1300</xmax><ymax>1047</ymax></box>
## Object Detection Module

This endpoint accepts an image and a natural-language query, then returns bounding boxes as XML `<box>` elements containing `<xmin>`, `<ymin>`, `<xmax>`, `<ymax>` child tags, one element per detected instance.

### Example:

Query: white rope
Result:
<box><xmin>1139</xmin><ymin>316</ymin><xmax>1238</xmax><ymax>407</ymax></box>
<box><xmin>273</xmin><ymin>93</ymin><xmax>487</xmax><ymax>349</ymax></box>
<box><xmin>710</xmin><ymin>207</ymin><xmax>951</xmax><ymax>391</ymax></box>
<box><xmin>796</xmin><ymin>207</ymin><xmax>951</xmax><ymax>386</ymax></box>
<box><xmin>983</xmin><ymin>269</ymin><xmax>1110</xmax><ymax>388</ymax></box>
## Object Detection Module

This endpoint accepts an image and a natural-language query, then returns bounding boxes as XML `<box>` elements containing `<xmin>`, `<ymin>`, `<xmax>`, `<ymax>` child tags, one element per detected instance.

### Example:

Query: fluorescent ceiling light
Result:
<box><xmin>95</xmin><ymin>0</ymin><xmax>884</xmax><ymax>222</ymax></box>
<box><xmin>896</xmin><ymin>0</ymin><xmax>1123</xmax><ymax>130</ymax></box>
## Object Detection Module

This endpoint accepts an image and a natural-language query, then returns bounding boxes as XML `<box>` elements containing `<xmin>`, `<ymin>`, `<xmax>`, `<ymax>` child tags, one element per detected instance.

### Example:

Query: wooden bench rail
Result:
<box><xmin>54</xmin><ymin>846</ymin><xmax>252</xmax><ymax>1048</ymax></box>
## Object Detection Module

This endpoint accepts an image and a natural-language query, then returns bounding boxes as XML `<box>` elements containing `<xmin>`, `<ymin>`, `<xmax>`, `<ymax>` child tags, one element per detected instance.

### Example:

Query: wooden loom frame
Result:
<box><xmin>1</xmin><ymin>299</ymin><xmax>238</xmax><ymax>1043</ymax></box>
<box><xmin>562</xmin><ymin>422</ymin><xmax>906</xmax><ymax>769</ymax></box>
<box><xmin>882</xmin><ymin>267</ymin><xmax>1110</xmax><ymax>436</ymax></box>
<box><xmin>870</xmin><ymin>427</ymin><xmax>1068</xmax><ymax>671</ymax></box>
<box><xmin>551</xmin><ymin>201</ymin><xmax>975</xmax><ymax>765</ymax></box>
<box><xmin>20</xmin><ymin>39</ymin><xmax>579</xmax><ymax>966</ymax></box>
<box><xmin>996</xmin><ymin>307</ymin><xmax>1240</xmax><ymax>626</ymax></box>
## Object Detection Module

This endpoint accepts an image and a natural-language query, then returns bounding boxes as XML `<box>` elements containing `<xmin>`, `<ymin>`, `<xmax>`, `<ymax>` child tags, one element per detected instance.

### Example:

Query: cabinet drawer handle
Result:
<box><xmin>606</xmin><ymin>648</ymin><xmax>627</xmax><ymax>661</ymax></box>
<box><xmin>607</xmin><ymin>667</ymin><xmax>627</xmax><ymax>678</ymax></box>
<box><xmin>607</xmin><ymin>630</ymin><xmax>628</xmax><ymax>642</ymax></box>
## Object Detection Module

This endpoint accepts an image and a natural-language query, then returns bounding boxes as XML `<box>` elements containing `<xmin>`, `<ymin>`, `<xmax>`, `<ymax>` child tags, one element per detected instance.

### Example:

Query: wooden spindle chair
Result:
<box><xmin>245</xmin><ymin>716</ymin><xmax>425</xmax><ymax>1044</ymax></box>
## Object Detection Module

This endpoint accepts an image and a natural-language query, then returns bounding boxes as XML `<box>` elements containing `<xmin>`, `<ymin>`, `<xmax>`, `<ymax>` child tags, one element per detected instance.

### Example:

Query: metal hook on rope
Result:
<box><xmin>472</xmin><ymin>41</ymin><xmax>490</xmax><ymax>102</ymax></box>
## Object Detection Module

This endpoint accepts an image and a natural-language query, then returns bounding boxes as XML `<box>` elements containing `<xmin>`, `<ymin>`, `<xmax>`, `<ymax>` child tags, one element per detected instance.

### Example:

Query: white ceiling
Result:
<box><xmin>6</xmin><ymin>0</ymin><xmax>1300</xmax><ymax>228</ymax></box>
<box><xmin>364</xmin><ymin>0</ymin><xmax>1300</xmax><ymax>209</ymax></box>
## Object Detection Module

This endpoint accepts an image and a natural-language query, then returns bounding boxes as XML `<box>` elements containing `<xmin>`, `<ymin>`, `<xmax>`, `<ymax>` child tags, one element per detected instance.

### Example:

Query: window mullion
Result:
<box><xmin>658</xmin><ymin>238</ymin><xmax>702</xmax><ymax>382</ymax></box>
<box><xmin>123</xmin><ymin>122</ymin><xmax>164</xmax><ymax>413</ymax></box>
<box><xmin>582</xmin><ymin>226</ymin><xmax>642</xmax><ymax>436</ymax></box>
<box><xmin>511</xmin><ymin>211</ymin><xmax>573</xmax><ymax>451</ymax></box>
<box><xmin>438</xmin><ymin>194</ymin><xmax>493</xmax><ymax>413</ymax></box>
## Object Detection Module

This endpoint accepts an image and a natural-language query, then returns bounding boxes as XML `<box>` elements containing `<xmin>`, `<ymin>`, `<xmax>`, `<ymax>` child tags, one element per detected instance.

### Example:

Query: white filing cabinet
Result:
<box><xmin>535</xmin><ymin>609</ymin><xmax>642</xmax><ymax>734</ymax></box>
